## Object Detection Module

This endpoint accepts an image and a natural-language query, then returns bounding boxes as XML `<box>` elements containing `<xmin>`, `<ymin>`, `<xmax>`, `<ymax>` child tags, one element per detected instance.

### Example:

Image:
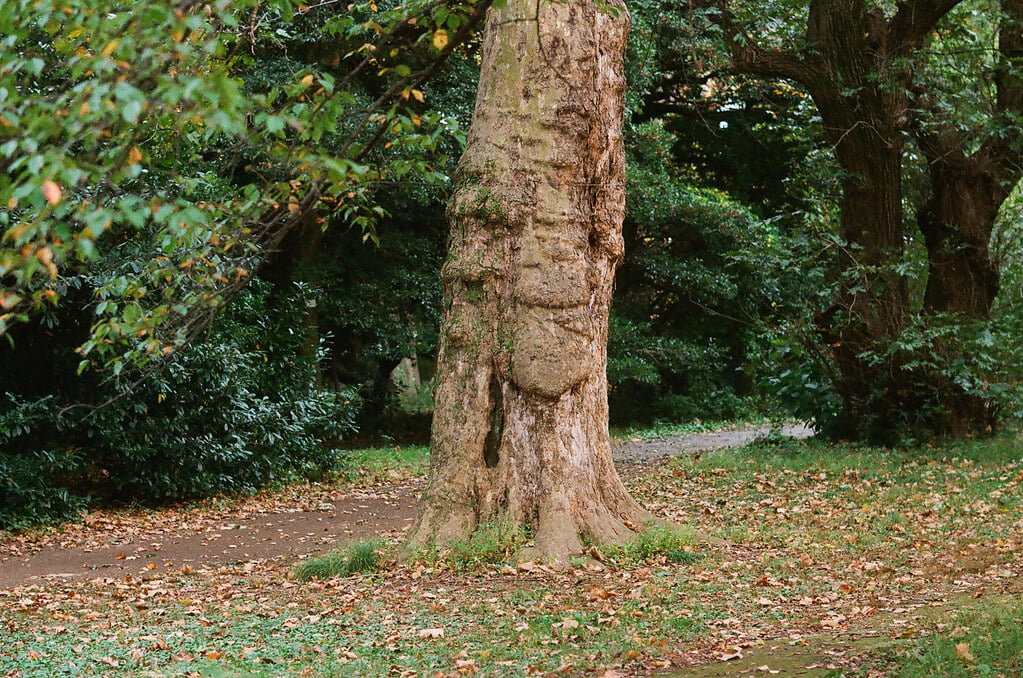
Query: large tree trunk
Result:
<box><xmin>410</xmin><ymin>0</ymin><xmax>647</xmax><ymax>559</ymax></box>
<box><xmin>905</xmin><ymin>0</ymin><xmax>1023</xmax><ymax>435</ymax></box>
<box><xmin>813</xmin><ymin>129</ymin><xmax>911</xmax><ymax>439</ymax></box>
<box><xmin>800</xmin><ymin>3</ymin><xmax>914</xmax><ymax>440</ymax></box>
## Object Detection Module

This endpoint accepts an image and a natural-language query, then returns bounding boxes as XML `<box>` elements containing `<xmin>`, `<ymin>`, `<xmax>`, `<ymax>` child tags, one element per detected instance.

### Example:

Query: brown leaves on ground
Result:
<box><xmin>1</xmin><ymin>434</ymin><xmax>1021</xmax><ymax>676</ymax></box>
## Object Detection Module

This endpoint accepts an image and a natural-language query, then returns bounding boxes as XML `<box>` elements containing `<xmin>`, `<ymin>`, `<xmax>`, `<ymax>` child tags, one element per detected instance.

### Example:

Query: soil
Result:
<box><xmin>0</xmin><ymin>424</ymin><xmax>810</xmax><ymax>590</ymax></box>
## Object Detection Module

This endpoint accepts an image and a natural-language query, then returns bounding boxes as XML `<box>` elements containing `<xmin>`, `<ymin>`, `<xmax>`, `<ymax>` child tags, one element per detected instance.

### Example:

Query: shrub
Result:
<box><xmin>0</xmin><ymin>281</ymin><xmax>362</xmax><ymax>529</ymax></box>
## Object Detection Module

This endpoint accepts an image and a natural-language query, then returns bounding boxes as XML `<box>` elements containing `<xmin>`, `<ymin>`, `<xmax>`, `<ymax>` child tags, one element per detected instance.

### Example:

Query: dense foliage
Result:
<box><xmin>1</xmin><ymin>281</ymin><xmax>359</xmax><ymax>529</ymax></box>
<box><xmin>1</xmin><ymin>0</ymin><xmax>484</xmax><ymax>526</ymax></box>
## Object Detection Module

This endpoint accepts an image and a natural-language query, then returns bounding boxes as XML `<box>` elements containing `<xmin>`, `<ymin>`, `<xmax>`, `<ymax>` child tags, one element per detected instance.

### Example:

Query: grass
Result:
<box><xmin>851</xmin><ymin>598</ymin><xmax>1023</xmax><ymax>677</ymax></box>
<box><xmin>601</xmin><ymin>523</ymin><xmax>699</xmax><ymax>566</ymax></box>
<box><xmin>340</xmin><ymin>444</ymin><xmax>429</xmax><ymax>482</ymax></box>
<box><xmin>611</xmin><ymin>415</ymin><xmax>785</xmax><ymax>442</ymax></box>
<box><xmin>2</xmin><ymin>426</ymin><xmax>1021</xmax><ymax>677</ymax></box>
<box><xmin>293</xmin><ymin>540</ymin><xmax>386</xmax><ymax>581</ymax></box>
<box><xmin>410</xmin><ymin>520</ymin><xmax>530</xmax><ymax>570</ymax></box>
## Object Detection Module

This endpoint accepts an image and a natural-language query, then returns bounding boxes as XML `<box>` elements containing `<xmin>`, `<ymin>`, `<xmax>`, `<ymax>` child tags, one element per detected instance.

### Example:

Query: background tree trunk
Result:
<box><xmin>919</xmin><ymin>163</ymin><xmax>1001</xmax><ymax>318</ymax></box>
<box><xmin>410</xmin><ymin>0</ymin><xmax>647</xmax><ymax>559</ymax></box>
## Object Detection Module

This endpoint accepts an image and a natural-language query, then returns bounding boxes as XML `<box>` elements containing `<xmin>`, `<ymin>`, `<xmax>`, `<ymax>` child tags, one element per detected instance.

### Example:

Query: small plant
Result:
<box><xmin>411</xmin><ymin>520</ymin><xmax>529</xmax><ymax>570</ymax></box>
<box><xmin>293</xmin><ymin>540</ymin><xmax>385</xmax><ymax>581</ymax></box>
<box><xmin>603</xmin><ymin>523</ymin><xmax>699</xmax><ymax>566</ymax></box>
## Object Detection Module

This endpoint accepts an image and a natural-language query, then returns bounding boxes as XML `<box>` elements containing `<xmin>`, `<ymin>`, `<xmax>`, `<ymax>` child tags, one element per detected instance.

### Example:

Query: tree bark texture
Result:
<box><xmin>918</xmin><ymin>157</ymin><xmax>1002</xmax><ymax>317</ymax></box>
<box><xmin>410</xmin><ymin>0</ymin><xmax>647</xmax><ymax>558</ymax></box>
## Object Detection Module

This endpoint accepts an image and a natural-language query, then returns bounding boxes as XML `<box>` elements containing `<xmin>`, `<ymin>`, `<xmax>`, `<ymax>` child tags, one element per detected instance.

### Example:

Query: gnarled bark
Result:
<box><xmin>410</xmin><ymin>0</ymin><xmax>647</xmax><ymax>559</ymax></box>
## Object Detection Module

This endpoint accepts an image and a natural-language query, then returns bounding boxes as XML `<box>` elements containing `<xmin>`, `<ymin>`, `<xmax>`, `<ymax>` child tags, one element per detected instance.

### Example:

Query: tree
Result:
<box><xmin>410</xmin><ymin>0</ymin><xmax>648</xmax><ymax>558</ymax></box>
<box><xmin>914</xmin><ymin>1</ymin><xmax>1022</xmax><ymax>319</ymax></box>
<box><xmin>692</xmin><ymin>0</ymin><xmax>1023</xmax><ymax>439</ymax></box>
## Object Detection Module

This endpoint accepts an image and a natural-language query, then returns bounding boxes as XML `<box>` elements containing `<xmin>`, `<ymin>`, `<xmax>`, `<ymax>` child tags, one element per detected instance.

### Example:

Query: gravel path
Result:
<box><xmin>613</xmin><ymin>423</ymin><xmax>814</xmax><ymax>462</ymax></box>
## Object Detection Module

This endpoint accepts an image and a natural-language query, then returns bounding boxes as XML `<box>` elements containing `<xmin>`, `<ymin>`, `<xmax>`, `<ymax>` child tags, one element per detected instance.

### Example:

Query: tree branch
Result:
<box><xmin>688</xmin><ymin>1</ymin><xmax>823</xmax><ymax>90</ymax></box>
<box><xmin>887</xmin><ymin>0</ymin><xmax>965</xmax><ymax>60</ymax></box>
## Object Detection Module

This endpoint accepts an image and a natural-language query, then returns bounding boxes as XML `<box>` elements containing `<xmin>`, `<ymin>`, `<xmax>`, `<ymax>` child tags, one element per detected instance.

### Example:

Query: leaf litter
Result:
<box><xmin>0</xmin><ymin>430</ymin><xmax>1020</xmax><ymax>676</ymax></box>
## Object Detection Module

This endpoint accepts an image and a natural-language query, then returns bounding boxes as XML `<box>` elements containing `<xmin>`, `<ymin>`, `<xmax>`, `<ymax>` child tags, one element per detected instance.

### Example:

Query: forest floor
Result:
<box><xmin>1</xmin><ymin>423</ymin><xmax>1021</xmax><ymax>677</ymax></box>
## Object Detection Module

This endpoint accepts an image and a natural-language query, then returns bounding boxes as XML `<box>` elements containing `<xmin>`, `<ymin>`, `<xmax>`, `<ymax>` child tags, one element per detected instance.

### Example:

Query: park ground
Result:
<box><xmin>1</xmin><ymin>423</ymin><xmax>1021</xmax><ymax>677</ymax></box>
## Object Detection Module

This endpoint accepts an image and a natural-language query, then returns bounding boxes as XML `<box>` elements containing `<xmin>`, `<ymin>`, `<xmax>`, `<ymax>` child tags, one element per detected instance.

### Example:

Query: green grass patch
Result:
<box><xmin>293</xmin><ymin>540</ymin><xmax>386</xmax><ymax>581</ymax></box>
<box><xmin>611</xmin><ymin>416</ymin><xmax>782</xmax><ymax>442</ymax></box>
<box><xmin>855</xmin><ymin>599</ymin><xmax>1023</xmax><ymax>677</ymax></box>
<box><xmin>602</xmin><ymin>523</ymin><xmax>699</xmax><ymax>565</ymax></box>
<box><xmin>340</xmin><ymin>445</ymin><xmax>429</xmax><ymax>482</ymax></box>
<box><xmin>411</xmin><ymin>520</ymin><xmax>529</xmax><ymax>570</ymax></box>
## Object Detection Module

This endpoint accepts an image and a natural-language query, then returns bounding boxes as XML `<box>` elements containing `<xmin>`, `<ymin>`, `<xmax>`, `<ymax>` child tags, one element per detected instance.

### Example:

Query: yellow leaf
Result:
<box><xmin>128</xmin><ymin>146</ymin><xmax>142</xmax><ymax>164</ymax></box>
<box><xmin>301</xmin><ymin>74</ymin><xmax>314</xmax><ymax>85</ymax></box>
<box><xmin>41</xmin><ymin>180</ymin><xmax>62</xmax><ymax>205</ymax></box>
<box><xmin>101</xmin><ymin>39</ymin><xmax>120</xmax><ymax>57</ymax></box>
<box><xmin>433</xmin><ymin>29</ymin><xmax>448</xmax><ymax>50</ymax></box>
<box><xmin>411</xmin><ymin>89</ymin><xmax>425</xmax><ymax>103</ymax></box>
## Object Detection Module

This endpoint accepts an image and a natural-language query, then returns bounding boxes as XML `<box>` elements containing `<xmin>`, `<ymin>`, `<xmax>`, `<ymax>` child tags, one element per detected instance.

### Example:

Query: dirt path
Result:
<box><xmin>0</xmin><ymin>424</ymin><xmax>810</xmax><ymax>589</ymax></box>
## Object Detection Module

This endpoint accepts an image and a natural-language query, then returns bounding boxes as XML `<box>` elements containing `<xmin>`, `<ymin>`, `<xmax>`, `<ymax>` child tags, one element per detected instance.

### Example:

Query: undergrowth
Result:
<box><xmin>600</xmin><ymin>523</ymin><xmax>699</xmax><ymax>566</ymax></box>
<box><xmin>293</xmin><ymin>540</ymin><xmax>386</xmax><ymax>581</ymax></box>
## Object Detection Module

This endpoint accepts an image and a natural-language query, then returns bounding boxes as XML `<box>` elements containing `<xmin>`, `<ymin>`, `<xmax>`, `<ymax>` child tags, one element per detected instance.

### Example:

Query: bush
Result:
<box><xmin>609</xmin><ymin>126</ymin><xmax>800</xmax><ymax>425</ymax></box>
<box><xmin>0</xmin><ymin>396</ymin><xmax>89</xmax><ymax>530</ymax></box>
<box><xmin>0</xmin><ymin>281</ymin><xmax>362</xmax><ymax>529</ymax></box>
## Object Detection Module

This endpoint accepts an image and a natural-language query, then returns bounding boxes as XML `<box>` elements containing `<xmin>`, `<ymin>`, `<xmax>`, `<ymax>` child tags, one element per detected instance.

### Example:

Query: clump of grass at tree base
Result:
<box><xmin>409</xmin><ymin>520</ymin><xmax>530</xmax><ymax>571</ymax></box>
<box><xmin>599</xmin><ymin>522</ymin><xmax>699</xmax><ymax>566</ymax></box>
<box><xmin>293</xmin><ymin>540</ymin><xmax>387</xmax><ymax>581</ymax></box>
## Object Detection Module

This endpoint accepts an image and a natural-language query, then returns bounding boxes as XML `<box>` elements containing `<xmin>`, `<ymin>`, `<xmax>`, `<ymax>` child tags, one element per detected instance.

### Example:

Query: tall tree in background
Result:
<box><xmin>915</xmin><ymin>1</ymin><xmax>1022</xmax><ymax>319</ymax></box>
<box><xmin>695</xmin><ymin>0</ymin><xmax>1023</xmax><ymax>439</ymax></box>
<box><xmin>411</xmin><ymin>0</ymin><xmax>647</xmax><ymax>557</ymax></box>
